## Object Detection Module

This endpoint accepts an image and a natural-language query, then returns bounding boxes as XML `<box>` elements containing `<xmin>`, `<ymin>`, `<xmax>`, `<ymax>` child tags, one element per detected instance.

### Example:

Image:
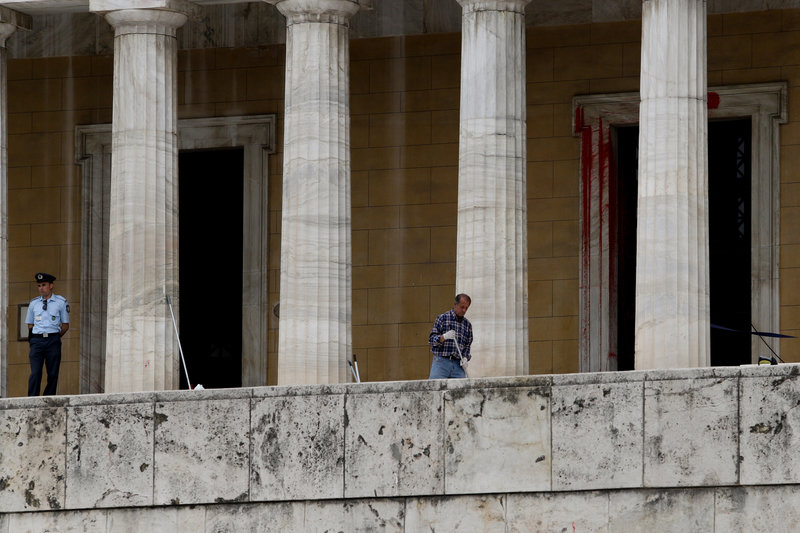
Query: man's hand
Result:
<box><xmin>442</xmin><ymin>330</ymin><xmax>456</xmax><ymax>341</ymax></box>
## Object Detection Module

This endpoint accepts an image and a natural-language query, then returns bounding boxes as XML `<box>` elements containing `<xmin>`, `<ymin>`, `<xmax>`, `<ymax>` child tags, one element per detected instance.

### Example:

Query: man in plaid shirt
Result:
<box><xmin>428</xmin><ymin>294</ymin><xmax>473</xmax><ymax>379</ymax></box>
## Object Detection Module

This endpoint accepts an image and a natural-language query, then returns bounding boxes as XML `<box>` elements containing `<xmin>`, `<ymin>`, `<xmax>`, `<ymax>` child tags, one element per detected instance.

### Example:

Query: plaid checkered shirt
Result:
<box><xmin>429</xmin><ymin>309</ymin><xmax>472</xmax><ymax>361</ymax></box>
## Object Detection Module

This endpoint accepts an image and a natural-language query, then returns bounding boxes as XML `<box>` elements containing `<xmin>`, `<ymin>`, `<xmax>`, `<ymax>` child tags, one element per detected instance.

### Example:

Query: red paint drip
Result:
<box><xmin>707</xmin><ymin>91</ymin><xmax>720</xmax><ymax>109</ymax></box>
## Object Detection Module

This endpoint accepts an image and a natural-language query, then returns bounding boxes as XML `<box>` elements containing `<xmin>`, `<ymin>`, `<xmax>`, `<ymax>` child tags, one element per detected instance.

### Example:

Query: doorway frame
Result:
<box><xmin>573</xmin><ymin>83</ymin><xmax>786</xmax><ymax>372</ymax></box>
<box><xmin>76</xmin><ymin>115</ymin><xmax>276</xmax><ymax>392</ymax></box>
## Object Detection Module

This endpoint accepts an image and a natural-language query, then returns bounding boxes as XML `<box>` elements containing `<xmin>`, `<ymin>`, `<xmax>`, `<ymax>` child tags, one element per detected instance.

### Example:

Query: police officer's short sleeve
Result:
<box><xmin>25</xmin><ymin>303</ymin><xmax>34</xmax><ymax>324</ymax></box>
<box><xmin>60</xmin><ymin>298</ymin><xmax>70</xmax><ymax>323</ymax></box>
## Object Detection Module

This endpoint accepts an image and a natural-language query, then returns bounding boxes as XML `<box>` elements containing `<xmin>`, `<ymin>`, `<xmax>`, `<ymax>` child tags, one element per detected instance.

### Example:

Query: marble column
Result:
<box><xmin>90</xmin><ymin>0</ymin><xmax>192</xmax><ymax>392</ymax></box>
<box><xmin>0</xmin><ymin>7</ymin><xmax>30</xmax><ymax>398</ymax></box>
<box><xmin>267</xmin><ymin>0</ymin><xmax>365</xmax><ymax>385</ymax></box>
<box><xmin>635</xmin><ymin>0</ymin><xmax>709</xmax><ymax>369</ymax></box>
<box><xmin>455</xmin><ymin>0</ymin><xmax>530</xmax><ymax>377</ymax></box>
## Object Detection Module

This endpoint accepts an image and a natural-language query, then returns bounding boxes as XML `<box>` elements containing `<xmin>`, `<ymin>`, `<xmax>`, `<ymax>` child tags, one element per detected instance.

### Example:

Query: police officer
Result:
<box><xmin>26</xmin><ymin>273</ymin><xmax>70</xmax><ymax>396</ymax></box>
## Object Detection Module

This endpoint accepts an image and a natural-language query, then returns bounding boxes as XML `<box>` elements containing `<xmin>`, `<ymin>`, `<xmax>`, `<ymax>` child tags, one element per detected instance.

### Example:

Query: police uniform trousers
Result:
<box><xmin>28</xmin><ymin>335</ymin><xmax>61</xmax><ymax>396</ymax></box>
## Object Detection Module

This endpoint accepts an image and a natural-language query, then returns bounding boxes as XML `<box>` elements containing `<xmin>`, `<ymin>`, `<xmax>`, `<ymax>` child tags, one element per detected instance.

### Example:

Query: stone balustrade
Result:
<box><xmin>2</xmin><ymin>364</ymin><xmax>800</xmax><ymax>530</ymax></box>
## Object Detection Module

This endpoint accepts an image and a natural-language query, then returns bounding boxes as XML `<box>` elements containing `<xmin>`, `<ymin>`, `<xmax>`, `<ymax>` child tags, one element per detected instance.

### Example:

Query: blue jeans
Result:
<box><xmin>429</xmin><ymin>355</ymin><xmax>466</xmax><ymax>379</ymax></box>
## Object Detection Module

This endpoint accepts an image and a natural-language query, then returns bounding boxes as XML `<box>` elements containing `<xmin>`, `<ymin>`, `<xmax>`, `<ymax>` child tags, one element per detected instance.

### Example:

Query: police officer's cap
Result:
<box><xmin>35</xmin><ymin>272</ymin><xmax>56</xmax><ymax>283</ymax></box>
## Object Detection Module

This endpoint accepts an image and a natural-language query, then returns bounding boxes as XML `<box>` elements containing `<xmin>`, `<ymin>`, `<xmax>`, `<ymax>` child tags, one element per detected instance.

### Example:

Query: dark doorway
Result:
<box><xmin>178</xmin><ymin>148</ymin><xmax>244</xmax><ymax>389</ymax></box>
<box><xmin>613</xmin><ymin>126</ymin><xmax>639</xmax><ymax>372</ymax></box>
<box><xmin>708</xmin><ymin>119</ymin><xmax>752</xmax><ymax>365</ymax></box>
<box><xmin>613</xmin><ymin>119</ymin><xmax>752</xmax><ymax>369</ymax></box>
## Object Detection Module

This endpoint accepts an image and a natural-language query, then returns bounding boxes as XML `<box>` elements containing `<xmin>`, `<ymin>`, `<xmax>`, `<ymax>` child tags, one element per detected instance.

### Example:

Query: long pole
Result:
<box><xmin>165</xmin><ymin>294</ymin><xmax>193</xmax><ymax>389</ymax></box>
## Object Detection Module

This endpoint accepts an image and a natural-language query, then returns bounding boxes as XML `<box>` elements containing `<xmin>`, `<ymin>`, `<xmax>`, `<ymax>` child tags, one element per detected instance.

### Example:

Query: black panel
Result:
<box><xmin>708</xmin><ymin>119</ymin><xmax>752</xmax><ymax>366</ymax></box>
<box><xmin>614</xmin><ymin>126</ymin><xmax>639</xmax><ymax>371</ymax></box>
<box><xmin>178</xmin><ymin>148</ymin><xmax>244</xmax><ymax>389</ymax></box>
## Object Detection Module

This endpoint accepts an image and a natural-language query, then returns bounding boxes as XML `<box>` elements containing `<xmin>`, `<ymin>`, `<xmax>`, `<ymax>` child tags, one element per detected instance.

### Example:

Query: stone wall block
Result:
<box><xmin>608</xmin><ymin>488</ymin><xmax>715</xmax><ymax>532</ymax></box>
<box><xmin>552</xmin><ymin>380</ymin><xmax>643</xmax><ymax>490</ymax></box>
<box><xmin>5</xmin><ymin>509</ymin><xmax>106</xmax><ymax>533</ymax></box>
<box><xmin>506</xmin><ymin>492</ymin><xmax>610</xmax><ymax>533</ymax></box>
<box><xmin>444</xmin><ymin>385</ymin><xmax>550</xmax><ymax>494</ymax></box>
<box><xmin>344</xmin><ymin>390</ymin><xmax>444</xmax><ymax>497</ymax></box>
<box><xmin>65</xmin><ymin>402</ymin><xmax>154</xmax><ymax>508</ymax></box>
<box><xmin>739</xmin><ymin>370</ymin><xmax>800</xmax><ymax>485</ymax></box>
<box><xmin>715</xmin><ymin>485</ymin><xmax>800</xmax><ymax>533</ymax></box>
<box><xmin>104</xmin><ymin>506</ymin><xmax>205</xmax><ymax>533</ymax></box>
<box><xmin>250</xmin><ymin>393</ymin><xmax>345</xmax><ymax>501</ymax></box>
<box><xmin>0</xmin><ymin>407</ymin><xmax>66</xmax><ymax>512</ymax></box>
<box><xmin>153</xmin><ymin>399</ymin><xmax>250</xmax><ymax>506</ymax></box>
<box><xmin>205</xmin><ymin>502</ymin><xmax>303</xmax><ymax>533</ymax></box>
<box><xmin>643</xmin><ymin>377</ymin><xmax>738</xmax><ymax>487</ymax></box>
<box><xmin>304</xmin><ymin>499</ymin><xmax>405</xmax><ymax>532</ymax></box>
<box><xmin>405</xmin><ymin>494</ymin><xmax>506</xmax><ymax>532</ymax></box>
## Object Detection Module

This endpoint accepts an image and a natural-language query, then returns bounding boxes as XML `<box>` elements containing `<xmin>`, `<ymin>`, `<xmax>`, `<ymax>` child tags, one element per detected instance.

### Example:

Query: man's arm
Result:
<box><xmin>429</xmin><ymin>316</ymin><xmax>445</xmax><ymax>347</ymax></box>
<box><xmin>60</xmin><ymin>323</ymin><xmax>70</xmax><ymax>337</ymax></box>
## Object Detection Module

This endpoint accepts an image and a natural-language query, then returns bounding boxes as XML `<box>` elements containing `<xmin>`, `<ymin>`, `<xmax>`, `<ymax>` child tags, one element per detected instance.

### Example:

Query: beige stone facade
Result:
<box><xmin>4</xmin><ymin>5</ymin><xmax>800</xmax><ymax>395</ymax></box>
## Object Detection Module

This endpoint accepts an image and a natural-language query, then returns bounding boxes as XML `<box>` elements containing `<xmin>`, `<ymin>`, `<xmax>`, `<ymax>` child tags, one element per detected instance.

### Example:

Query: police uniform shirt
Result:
<box><xmin>26</xmin><ymin>294</ymin><xmax>70</xmax><ymax>334</ymax></box>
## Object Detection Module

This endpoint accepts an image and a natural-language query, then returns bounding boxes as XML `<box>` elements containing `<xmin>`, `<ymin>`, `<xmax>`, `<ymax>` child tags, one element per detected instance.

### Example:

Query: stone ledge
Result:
<box><xmin>1</xmin><ymin>364</ymin><xmax>799</xmax><ymax>514</ymax></box>
<box><xmin>2</xmin><ymin>485</ymin><xmax>799</xmax><ymax>532</ymax></box>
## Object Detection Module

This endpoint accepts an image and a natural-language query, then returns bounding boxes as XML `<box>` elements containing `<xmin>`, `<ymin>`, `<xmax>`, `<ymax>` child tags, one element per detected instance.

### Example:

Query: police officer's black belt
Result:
<box><xmin>30</xmin><ymin>333</ymin><xmax>57</xmax><ymax>338</ymax></box>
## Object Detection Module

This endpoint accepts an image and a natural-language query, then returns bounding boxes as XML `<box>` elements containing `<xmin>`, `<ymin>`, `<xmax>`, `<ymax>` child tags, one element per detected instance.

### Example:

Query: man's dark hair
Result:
<box><xmin>455</xmin><ymin>293</ymin><xmax>471</xmax><ymax>304</ymax></box>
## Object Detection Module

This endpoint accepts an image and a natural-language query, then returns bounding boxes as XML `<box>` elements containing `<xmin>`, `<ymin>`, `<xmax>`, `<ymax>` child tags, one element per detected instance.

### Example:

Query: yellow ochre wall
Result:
<box><xmin>6</xmin><ymin>8</ymin><xmax>800</xmax><ymax>396</ymax></box>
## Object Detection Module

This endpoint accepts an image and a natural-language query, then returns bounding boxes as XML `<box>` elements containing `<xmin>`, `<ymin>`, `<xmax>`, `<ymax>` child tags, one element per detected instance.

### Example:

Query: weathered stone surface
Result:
<box><xmin>552</xmin><ymin>377</ymin><xmax>643</xmax><ymax>490</ymax></box>
<box><xmin>739</xmin><ymin>370</ymin><xmax>800</xmax><ymax>484</ymax></box>
<box><xmin>0</xmin><ymin>407</ymin><xmax>66</xmax><ymax>512</ymax></box>
<box><xmin>5</xmin><ymin>509</ymin><xmax>106</xmax><ymax>533</ymax></box>
<box><xmin>205</xmin><ymin>502</ymin><xmax>303</xmax><ymax>533</ymax></box>
<box><xmin>6</xmin><ymin>365</ymin><xmax>800</xmax><ymax>526</ymax></box>
<box><xmin>592</xmin><ymin>0</ymin><xmax>641</xmax><ymax>21</ymax></box>
<box><xmin>153</xmin><ymin>399</ymin><xmax>250</xmax><ymax>505</ymax></box>
<box><xmin>251</xmin><ymin>393</ymin><xmax>345</xmax><ymax>500</ymax></box>
<box><xmin>444</xmin><ymin>385</ymin><xmax>550</xmax><ymax>493</ymax></box>
<box><xmin>304</xmin><ymin>499</ymin><xmax>405</xmax><ymax>532</ymax></box>
<box><xmin>345</xmin><ymin>390</ymin><xmax>444</xmax><ymax>497</ymax></box>
<box><xmin>715</xmin><ymin>485</ymin><xmax>800</xmax><ymax>532</ymax></box>
<box><xmin>643</xmin><ymin>377</ymin><xmax>738</xmax><ymax>487</ymax></box>
<box><xmin>506</xmin><ymin>492</ymin><xmax>610</xmax><ymax>532</ymax></box>
<box><xmin>405</xmin><ymin>494</ymin><xmax>506</xmax><ymax>532</ymax></box>
<box><xmin>65</xmin><ymin>402</ymin><xmax>154</xmax><ymax>508</ymax></box>
<box><xmin>105</xmin><ymin>507</ymin><xmax>205</xmax><ymax>533</ymax></box>
<box><xmin>608</xmin><ymin>488</ymin><xmax>715</xmax><ymax>532</ymax></box>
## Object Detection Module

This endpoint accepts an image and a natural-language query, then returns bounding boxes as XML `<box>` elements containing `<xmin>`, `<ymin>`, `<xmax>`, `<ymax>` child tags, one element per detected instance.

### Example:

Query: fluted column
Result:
<box><xmin>456</xmin><ymin>0</ymin><xmax>530</xmax><ymax>377</ymax></box>
<box><xmin>268</xmin><ymin>0</ymin><xmax>363</xmax><ymax>385</ymax></box>
<box><xmin>635</xmin><ymin>0</ymin><xmax>709</xmax><ymax>369</ymax></box>
<box><xmin>90</xmin><ymin>1</ymin><xmax>192</xmax><ymax>392</ymax></box>
<box><xmin>0</xmin><ymin>8</ymin><xmax>31</xmax><ymax>398</ymax></box>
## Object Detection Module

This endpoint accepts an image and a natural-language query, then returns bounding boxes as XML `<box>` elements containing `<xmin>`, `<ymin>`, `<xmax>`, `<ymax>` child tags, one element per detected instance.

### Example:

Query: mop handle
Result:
<box><xmin>352</xmin><ymin>353</ymin><xmax>361</xmax><ymax>383</ymax></box>
<box><xmin>453</xmin><ymin>337</ymin><xmax>464</xmax><ymax>359</ymax></box>
<box><xmin>165</xmin><ymin>294</ymin><xmax>192</xmax><ymax>390</ymax></box>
